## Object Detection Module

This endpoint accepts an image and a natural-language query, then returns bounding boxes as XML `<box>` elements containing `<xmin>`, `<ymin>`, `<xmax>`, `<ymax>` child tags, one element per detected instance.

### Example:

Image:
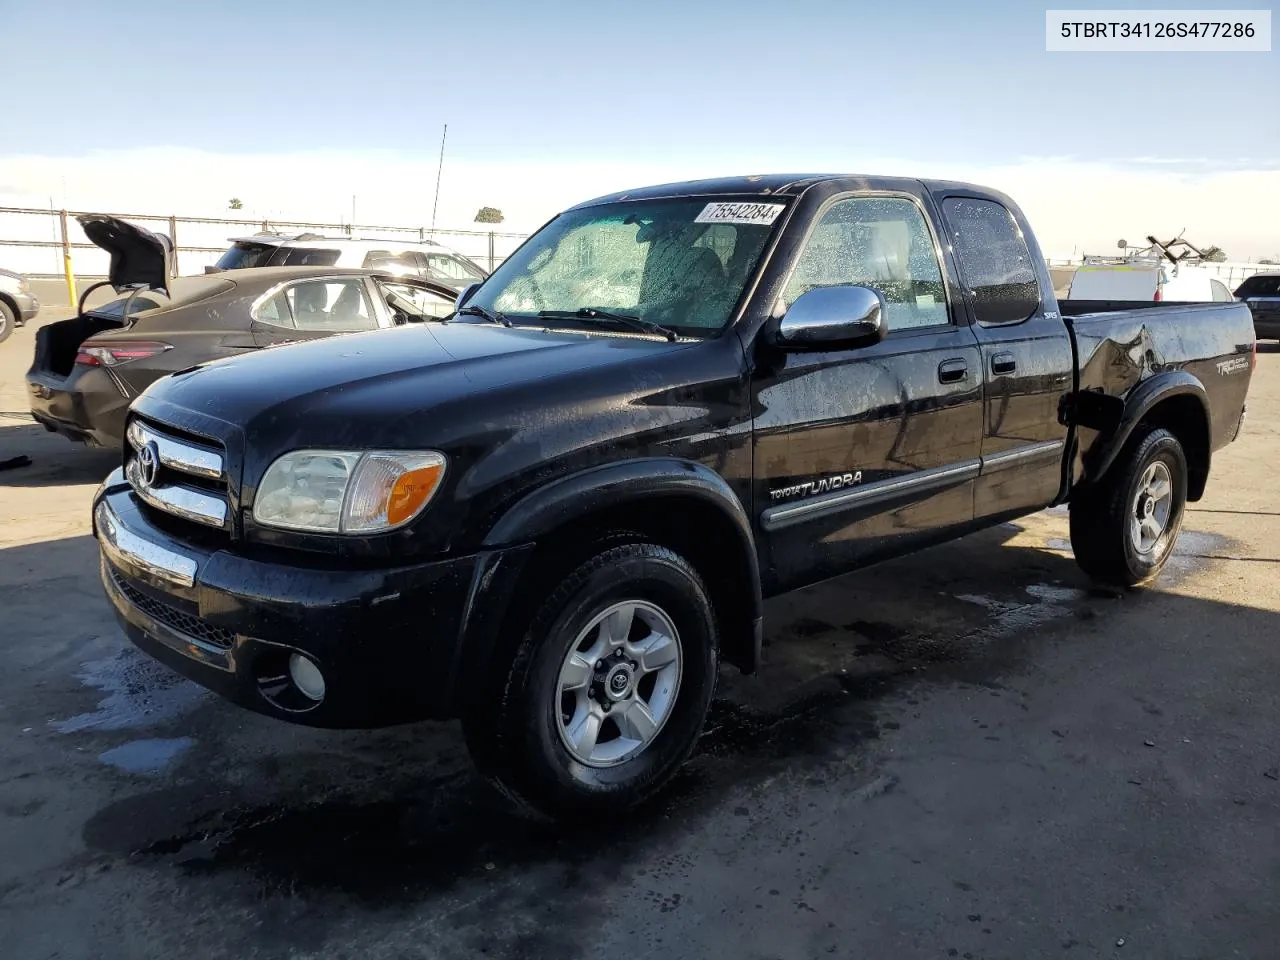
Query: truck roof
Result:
<box><xmin>571</xmin><ymin>173</ymin><xmax>1008</xmax><ymax>208</ymax></box>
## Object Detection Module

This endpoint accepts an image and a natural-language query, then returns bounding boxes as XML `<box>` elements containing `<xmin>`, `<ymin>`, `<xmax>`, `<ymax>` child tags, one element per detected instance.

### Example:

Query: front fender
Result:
<box><xmin>483</xmin><ymin>457</ymin><xmax>754</xmax><ymax>549</ymax></box>
<box><xmin>482</xmin><ymin>457</ymin><xmax>763</xmax><ymax>674</ymax></box>
<box><xmin>1085</xmin><ymin>370</ymin><xmax>1209</xmax><ymax>484</ymax></box>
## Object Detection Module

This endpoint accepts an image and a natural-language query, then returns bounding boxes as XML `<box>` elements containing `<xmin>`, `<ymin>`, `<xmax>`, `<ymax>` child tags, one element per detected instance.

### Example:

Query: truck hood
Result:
<box><xmin>135</xmin><ymin>321</ymin><xmax>694</xmax><ymax>451</ymax></box>
<box><xmin>78</xmin><ymin>214</ymin><xmax>174</xmax><ymax>295</ymax></box>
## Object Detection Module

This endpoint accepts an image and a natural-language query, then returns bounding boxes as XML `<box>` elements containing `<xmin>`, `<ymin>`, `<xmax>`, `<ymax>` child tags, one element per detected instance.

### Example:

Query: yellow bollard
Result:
<box><xmin>63</xmin><ymin>249</ymin><xmax>77</xmax><ymax>308</ymax></box>
<box><xmin>59</xmin><ymin>209</ymin><xmax>78</xmax><ymax>308</ymax></box>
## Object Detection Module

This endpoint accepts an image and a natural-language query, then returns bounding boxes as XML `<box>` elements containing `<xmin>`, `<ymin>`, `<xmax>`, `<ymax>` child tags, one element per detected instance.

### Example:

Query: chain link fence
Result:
<box><xmin>0</xmin><ymin>206</ymin><xmax>531</xmax><ymax>304</ymax></box>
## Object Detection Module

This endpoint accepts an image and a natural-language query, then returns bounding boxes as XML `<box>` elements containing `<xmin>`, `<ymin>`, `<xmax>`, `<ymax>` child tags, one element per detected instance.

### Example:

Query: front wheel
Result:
<box><xmin>463</xmin><ymin>541</ymin><xmax>718</xmax><ymax>820</ymax></box>
<box><xmin>1069</xmin><ymin>426</ymin><xmax>1188</xmax><ymax>587</ymax></box>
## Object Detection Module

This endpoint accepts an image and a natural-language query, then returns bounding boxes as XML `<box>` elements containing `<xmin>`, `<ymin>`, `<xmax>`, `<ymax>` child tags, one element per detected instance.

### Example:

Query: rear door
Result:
<box><xmin>936</xmin><ymin>194</ymin><xmax>1073</xmax><ymax>521</ymax></box>
<box><xmin>251</xmin><ymin>276</ymin><xmax>382</xmax><ymax>347</ymax></box>
<box><xmin>752</xmin><ymin>190</ymin><xmax>983</xmax><ymax>591</ymax></box>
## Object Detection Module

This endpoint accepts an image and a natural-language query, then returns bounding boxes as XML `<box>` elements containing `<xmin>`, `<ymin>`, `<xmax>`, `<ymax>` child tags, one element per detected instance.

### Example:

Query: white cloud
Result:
<box><xmin>1</xmin><ymin>148</ymin><xmax>1277</xmax><ymax>268</ymax></box>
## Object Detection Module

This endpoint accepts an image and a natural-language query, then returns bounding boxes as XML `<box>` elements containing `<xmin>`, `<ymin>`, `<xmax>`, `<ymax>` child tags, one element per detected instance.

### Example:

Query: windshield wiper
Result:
<box><xmin>454</xmin><ymin>304</ymin><xmax>513</xmax><ymax>328</ymax></box>
<box><xmin>539</xmin><ymin>308</ymin><xmax>678</xmax><ymax>342</ymax></box>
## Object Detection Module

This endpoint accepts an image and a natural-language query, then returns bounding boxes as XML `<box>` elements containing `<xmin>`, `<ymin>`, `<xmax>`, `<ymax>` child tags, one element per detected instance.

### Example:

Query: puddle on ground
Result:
<box><xmin>99</xmin><ymin>737</ymin><xmax>195</xmax><ymax>774</ymax></box>
<box><xmin>98</xmin><ymin>672</ymin><xmax>904</xmax><ymax>902</ymax></box>
<box><xmin>951</xmin><ymin>583</ymin><xmax>1086</xmax><ymax>646</ymax></box>
<box><xmin>50</xmin><ymin>648</ymin><xmax>209</xmax><ymax>734</ymax></box>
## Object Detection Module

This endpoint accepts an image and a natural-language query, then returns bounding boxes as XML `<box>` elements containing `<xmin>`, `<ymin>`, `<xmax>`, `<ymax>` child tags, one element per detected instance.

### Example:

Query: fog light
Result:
<box><xmin>288</xmin><ymin>654</ymin><xmax>326</xmax><ymax>701</ymax></box>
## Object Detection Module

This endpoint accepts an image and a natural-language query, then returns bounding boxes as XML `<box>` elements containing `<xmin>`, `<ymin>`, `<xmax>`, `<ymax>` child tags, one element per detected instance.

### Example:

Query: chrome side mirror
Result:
<box><xmin>772</xmin><ymin>285</ymin><xmax>887</xmax><ymax>351</ymax></box>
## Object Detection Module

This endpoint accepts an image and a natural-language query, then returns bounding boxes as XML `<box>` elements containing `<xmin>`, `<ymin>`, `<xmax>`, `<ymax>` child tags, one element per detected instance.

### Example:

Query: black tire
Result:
<box><xmin>1069</xmin><ymin>426</ymin><xmax>1187</xmax><ymax>587</ymax></box>
<box><xmin>463</xmin><ymin>541</ymin><xmax>718</xmax><ymax>820</ymax></box>
<box><xmin>0</xmin><ymin>301</ymin><xmax>15</xmax><ymax>344</ymax></box>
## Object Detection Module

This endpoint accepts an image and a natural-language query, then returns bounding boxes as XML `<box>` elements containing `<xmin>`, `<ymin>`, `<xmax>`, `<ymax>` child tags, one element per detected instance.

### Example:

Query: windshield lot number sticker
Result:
<box><xmin>695</xmin><ymin>202</ymin><xmax>785</xmax><ymax>226</ymax></box>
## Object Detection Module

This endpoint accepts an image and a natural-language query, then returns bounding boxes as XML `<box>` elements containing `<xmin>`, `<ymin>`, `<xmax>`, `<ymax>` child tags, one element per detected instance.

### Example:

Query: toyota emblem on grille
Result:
<box><xmin>137</xmin><ymin>440</ymin><xmax>160</xmax><ymax>488</ymax></box>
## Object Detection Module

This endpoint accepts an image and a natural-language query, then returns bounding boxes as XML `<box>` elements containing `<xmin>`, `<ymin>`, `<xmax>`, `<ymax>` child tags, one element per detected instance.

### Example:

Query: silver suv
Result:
<box><xmin>0</xmin><ymin>268</ymin><xmax>40</xmax><ymax>344</ymax></box>
<box><xmin>211</xmin><ymin>234</ymin><xmax>488</xmax><ymax>291</ymax></box>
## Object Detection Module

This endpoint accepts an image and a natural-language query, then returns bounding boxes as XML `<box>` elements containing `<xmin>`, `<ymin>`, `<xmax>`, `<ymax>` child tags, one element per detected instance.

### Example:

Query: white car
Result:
<box><xmin>1065</xmin><ymin>261</ymin><xmax>1236</xmax><ymax>303</ymax></box>
<box><xmin>210</xmin><ymin>233</ymin><xmax>489</xmax><ymax>291</ymax></box>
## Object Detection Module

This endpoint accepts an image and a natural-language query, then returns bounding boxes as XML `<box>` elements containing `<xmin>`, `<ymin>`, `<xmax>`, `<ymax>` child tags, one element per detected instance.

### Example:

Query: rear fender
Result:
<box><xmin>1081</xmin><ymin>370</ymin><xmax>1211</xmax><ymax>497</ymax></box>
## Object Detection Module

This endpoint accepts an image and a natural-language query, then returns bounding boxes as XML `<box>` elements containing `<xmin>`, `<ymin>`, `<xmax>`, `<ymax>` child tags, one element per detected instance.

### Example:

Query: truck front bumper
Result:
<box><xmin>92</xmin><ymin>471</ymin><xmax>529</xmax><ymax>728</ymax></box>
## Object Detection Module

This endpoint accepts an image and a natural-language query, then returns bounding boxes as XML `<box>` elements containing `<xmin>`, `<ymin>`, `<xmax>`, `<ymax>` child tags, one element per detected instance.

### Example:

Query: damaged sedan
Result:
<box><xmin>27</xmin><ymin>215</ymin><xmax>459</xmax><ymax>449</ymax></box>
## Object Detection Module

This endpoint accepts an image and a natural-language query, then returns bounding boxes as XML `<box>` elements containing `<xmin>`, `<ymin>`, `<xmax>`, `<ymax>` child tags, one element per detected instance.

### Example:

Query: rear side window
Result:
<box><xmin>1235</xmin><ymin>275</ymin><xmax>1280</xmax><ymax>297</ymax></box>
<box><xmin>253</xmin><ymin>279</ymin><xmax>376</xmax><ymax>331</ymax></box>
<box><xmin>269</xmin><ymin>247</ymin><xmax>342</xmax><ymax>267</ymax></box>
<box><xmin>215</xmin><ymin>242</ymin><xmax>275</xmax><ymax>270</ymax></box>
<box><xmin>255</xmin><ymin>290</ymin><xmax>293</xmax><ymax>327</ymax></box>
<box><xmin>942</xmin><ymin>197</ymin><xmax>1041</xmax><ymax>325</ymax></box>
<box><xmin>286</xmin><ymin>279</ymin><xmax>375</xmax><ymax>331</ymax></box>
<box><xmin>1209</xmin><ymin>279</ymin><xmax>1233</xmax><ymax>302</ymax></box>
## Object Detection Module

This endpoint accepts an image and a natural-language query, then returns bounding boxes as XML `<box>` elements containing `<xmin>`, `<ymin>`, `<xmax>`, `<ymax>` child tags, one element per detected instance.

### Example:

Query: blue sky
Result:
<box><xmin>2</xmin><ymin>0</ymin><xmax>1277</xmax><ymax>262</ymax></box>
<box><xmin>6</xmin><ymin>0</ymin><xmax>1276</xmax><ymax>168</ymax></box>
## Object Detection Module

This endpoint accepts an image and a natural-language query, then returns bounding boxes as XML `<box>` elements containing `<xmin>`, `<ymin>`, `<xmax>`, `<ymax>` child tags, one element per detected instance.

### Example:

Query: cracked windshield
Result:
<box><xmin>467</xmin><ymin>198</ymin><xmax>784</xmax><ymax>334</ymax></box>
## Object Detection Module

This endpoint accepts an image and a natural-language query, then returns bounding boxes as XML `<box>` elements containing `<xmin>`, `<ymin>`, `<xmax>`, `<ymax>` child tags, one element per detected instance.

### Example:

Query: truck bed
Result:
<box><xmin>1065</xmin><ymin>300</ymin><xmax>1255</xmax><ymax>486</ymax></box>
<box><xmin>1060</xmin><ymin>299</ymin><xmax>1212</xmax><ymax>316</ymax></box>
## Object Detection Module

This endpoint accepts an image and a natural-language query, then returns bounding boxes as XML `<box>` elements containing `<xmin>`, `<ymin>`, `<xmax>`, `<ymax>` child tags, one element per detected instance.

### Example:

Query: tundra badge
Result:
<box><xmin>771</xmin><ymin>471</ymin><xmax>863</xmax><ymax>501</ymax></box>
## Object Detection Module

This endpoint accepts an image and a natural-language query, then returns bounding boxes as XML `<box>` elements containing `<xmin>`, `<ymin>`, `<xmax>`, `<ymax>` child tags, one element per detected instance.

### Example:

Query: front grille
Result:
<box><xmin>109</xmin><ymin>566</ymin><xmax>236</xmax><ymax>650</ymax></box>
<box><xmin>125</xmin><ymin>416</ymin><xmax>231</xmax><ymax>534</ymax></box>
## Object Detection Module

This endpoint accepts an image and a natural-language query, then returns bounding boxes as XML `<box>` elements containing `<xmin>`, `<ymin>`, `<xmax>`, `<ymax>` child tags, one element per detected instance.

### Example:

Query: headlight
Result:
<box><xmin>252</xmin><ymin>449</ymin><xmax>447</xmax><ymax>534</ymax></box>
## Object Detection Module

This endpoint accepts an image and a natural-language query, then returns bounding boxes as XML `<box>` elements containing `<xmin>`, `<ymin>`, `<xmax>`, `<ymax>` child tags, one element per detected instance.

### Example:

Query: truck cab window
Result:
<box><xmin>782</xmin><ymin>196</ymin><xmax>950</xmax><ymax>331</ymax></box>
<box><xmin>942</xmin><ymin>197</ymin><xmax>1040</xmax><ymax>325</ymax></box>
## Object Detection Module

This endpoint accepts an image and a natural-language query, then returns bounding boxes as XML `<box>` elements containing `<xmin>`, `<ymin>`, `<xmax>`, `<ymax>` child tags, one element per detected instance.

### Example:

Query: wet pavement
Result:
<box><xmin>2</xmin><ymin>316</ymin><xmax>1279</xmax><ymax>959</ymax></box>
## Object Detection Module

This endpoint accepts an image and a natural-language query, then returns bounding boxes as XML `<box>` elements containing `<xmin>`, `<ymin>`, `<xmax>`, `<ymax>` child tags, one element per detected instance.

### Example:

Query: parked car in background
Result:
<box><xmin>28</xmin><ymin>215</ymin><xmax>457</xmax><ymax>448</ymax></box>
<box><xmin>209</xmin><ymin>233</ymin><xmax>489</xmax><ymax>291</ymax></box>
<box><xmin>0</xmin><ymin>268</ymin><xmax>41</xmax><ymax>344</ymax></box>
<box><xmin>1234</xmin><ymin>273</ymin><xmax>1280</xmax><ymax>341</ymax></box>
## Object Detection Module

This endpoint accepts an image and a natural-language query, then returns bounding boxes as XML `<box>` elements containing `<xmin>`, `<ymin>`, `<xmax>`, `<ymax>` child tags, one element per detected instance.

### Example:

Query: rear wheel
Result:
<box><xmin>0</xmin><ymin>301</ymin><xmax>15</xmax><ymax>344</ymax></box>
<box><xmin>1069</xmin><ymin>426</ymin><xmax>1187</xmax><ymax>586</ymax></box>
<box><xmin>463</xmin><ymin>541</ymin><xmax>718</xmax><ymax>820</ymax></box>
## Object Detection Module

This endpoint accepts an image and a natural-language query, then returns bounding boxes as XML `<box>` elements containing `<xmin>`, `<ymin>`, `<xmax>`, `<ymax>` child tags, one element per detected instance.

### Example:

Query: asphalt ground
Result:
<box><xmin>1</xmin><ymin>305</ymin><xmax>1278</xmax><ymax>959</ymax></box>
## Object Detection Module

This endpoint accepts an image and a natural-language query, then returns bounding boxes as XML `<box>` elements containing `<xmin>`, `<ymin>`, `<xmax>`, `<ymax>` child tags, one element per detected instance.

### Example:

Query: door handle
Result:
<box><xmin>938</xmin><ymin>358</ymin><xmax>969</xmax><ymax>384</ymax></box>
<box><xmin>991</xmin><ymin>352</ymin><xmax>1017</xmax><ymax>376</ymax></box>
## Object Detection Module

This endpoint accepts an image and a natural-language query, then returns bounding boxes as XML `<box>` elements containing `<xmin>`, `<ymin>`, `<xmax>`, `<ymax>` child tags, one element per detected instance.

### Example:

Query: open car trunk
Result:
<box><xmin>29</xmin><ymin>215</ymin><xmax>177</xmax><ymax>380</ymax></box>
<box><xmin>32</xmin><ymin>314</ymin><xmax>126</xmax><ymax>379</ymax></box>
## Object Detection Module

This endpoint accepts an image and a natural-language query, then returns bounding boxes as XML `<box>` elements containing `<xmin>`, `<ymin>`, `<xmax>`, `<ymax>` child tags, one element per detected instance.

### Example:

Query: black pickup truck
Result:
<box><xmin>91</xmin><ymin>174</ymin><xmax>1255</xmax><ymax>818</ymax></box>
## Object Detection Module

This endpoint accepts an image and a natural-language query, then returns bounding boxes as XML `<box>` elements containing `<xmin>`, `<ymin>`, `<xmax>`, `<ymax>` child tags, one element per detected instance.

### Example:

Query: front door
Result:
<box><xmin>751</xmin><ymin>192</ymin><xmax>984</xmax><ymax>593</ymax></box>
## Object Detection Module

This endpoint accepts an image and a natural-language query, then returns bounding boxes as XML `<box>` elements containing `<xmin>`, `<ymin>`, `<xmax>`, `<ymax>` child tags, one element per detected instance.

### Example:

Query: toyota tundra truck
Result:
<box><xmin>90</xmin><ymin>174</ymin><xmax>1255</xmax><ymax>819</ymax></box>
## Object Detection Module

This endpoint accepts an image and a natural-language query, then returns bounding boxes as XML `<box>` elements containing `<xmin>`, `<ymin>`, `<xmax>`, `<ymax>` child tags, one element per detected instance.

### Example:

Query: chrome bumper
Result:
<box><xmin>95</xmin><ymin>498</ymin><xmax>199</xmax><ymax>588</ymax></box>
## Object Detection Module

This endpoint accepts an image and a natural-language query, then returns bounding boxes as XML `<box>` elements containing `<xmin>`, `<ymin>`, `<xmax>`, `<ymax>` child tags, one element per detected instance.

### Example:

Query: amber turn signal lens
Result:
<box><xmin>386</xmin><ymin>463</ymin><xmax>446</xmax><ymax>526</ymax></box>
